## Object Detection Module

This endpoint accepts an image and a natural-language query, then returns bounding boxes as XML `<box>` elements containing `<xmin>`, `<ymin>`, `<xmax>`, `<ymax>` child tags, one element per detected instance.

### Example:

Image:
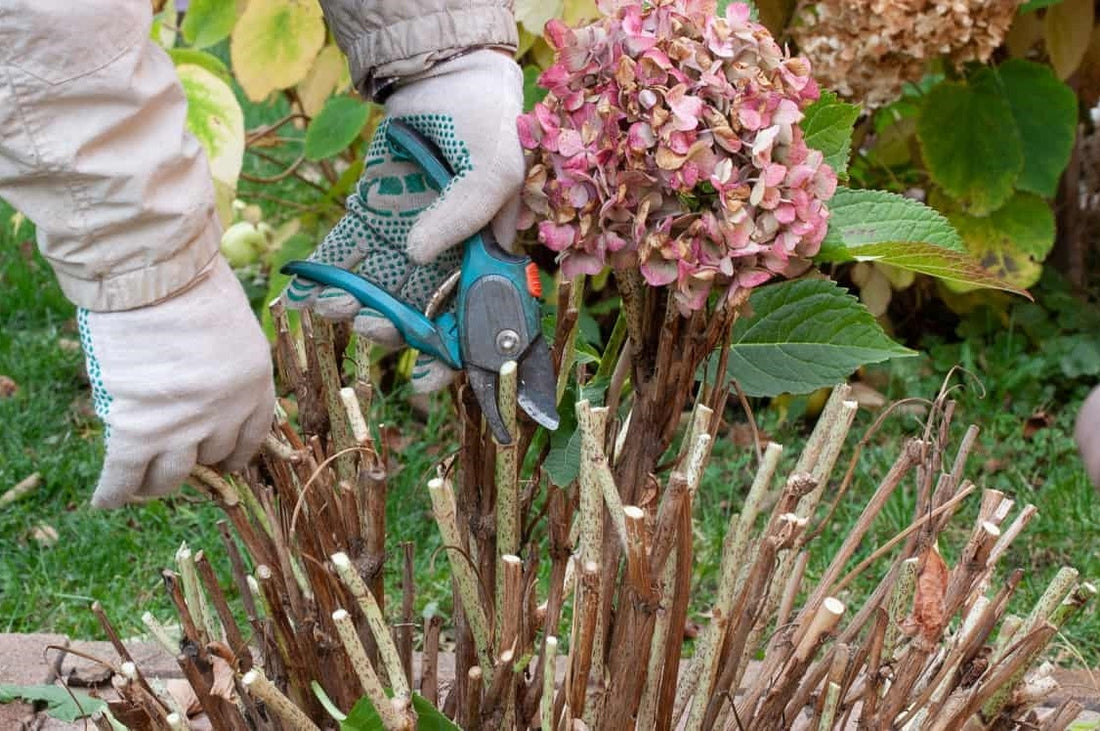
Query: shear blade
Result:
<box><xmin>467</xmin><ymin>367</ymin><xmax>513</xmax><ymax>445</ymax></box>
<box><xmin>516</xmin><ymin>336</ymin><xmax>560</xmax><ymax>432</ymax></box>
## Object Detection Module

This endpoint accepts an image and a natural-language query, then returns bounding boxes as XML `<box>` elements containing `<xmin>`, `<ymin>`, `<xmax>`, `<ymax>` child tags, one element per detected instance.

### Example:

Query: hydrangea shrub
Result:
<box><xmin>517</xmin><ymin>0</ymin><xmax>838</xmax><ymax>313</ymax></box>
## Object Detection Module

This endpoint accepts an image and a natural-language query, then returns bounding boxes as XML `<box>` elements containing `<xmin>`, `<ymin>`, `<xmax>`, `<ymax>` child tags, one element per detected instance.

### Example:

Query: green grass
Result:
<box><xmin>0</xmin><ymin>206</ymin><xmax>232</xmax><ymax>638</ymax></box>
<box><xmin>2</xmin><ymin>197</ymin><xmax>1098</xmax><ymax>668</ymax></box>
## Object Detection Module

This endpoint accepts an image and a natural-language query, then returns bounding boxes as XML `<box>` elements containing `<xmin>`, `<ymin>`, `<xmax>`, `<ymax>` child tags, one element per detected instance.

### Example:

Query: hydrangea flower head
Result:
<box><xmin>518</xmin><ymin>0</ymin><xmax>838</xmax><ymax>312</ymax></box>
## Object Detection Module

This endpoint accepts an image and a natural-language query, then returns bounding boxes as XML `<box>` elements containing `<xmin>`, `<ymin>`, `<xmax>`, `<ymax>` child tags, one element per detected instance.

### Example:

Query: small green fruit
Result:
<box><xmin>220</xmin><ymin>221</ymin><xmax>265</xmax><ymax>267</ymax></box>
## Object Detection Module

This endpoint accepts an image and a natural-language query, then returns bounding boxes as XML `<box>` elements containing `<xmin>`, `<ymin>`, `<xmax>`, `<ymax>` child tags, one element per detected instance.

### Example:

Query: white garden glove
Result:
<box><xmin>1076</xmin><ymin>386</ymin><xmax>1100</xmax><ymax>490</ymax></box>
<box><xmin>78</xmin><ymin>256</ymin><xmax>275</xmax><ymax>508</ymax></box>
<box><xmin>284</xmin><ymin>49</ymin><xmax>525</xmax><ymax>393</ymax></box>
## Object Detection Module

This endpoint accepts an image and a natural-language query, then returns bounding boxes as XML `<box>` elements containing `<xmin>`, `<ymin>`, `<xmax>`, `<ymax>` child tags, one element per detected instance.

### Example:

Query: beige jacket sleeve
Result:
<box><xmin>0</xmin><ymin>0</ymin><xmax>220</xmax><ymax>312</ymax></box>
<box><xmin>321</xmin><ymin>0</ymin><xmax>518</xmax><ymax>98</ymax></box>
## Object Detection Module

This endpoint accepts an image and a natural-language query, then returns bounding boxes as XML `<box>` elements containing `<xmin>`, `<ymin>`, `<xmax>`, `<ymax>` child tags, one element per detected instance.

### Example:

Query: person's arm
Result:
<box><xmin>0</xmin><ymin>0</ymin><xmax>273</xmax><ymax>508</ymax></box>
<box><xmin>319</xmin><ymin>0</ymin><xmax>519</xmax><ymax>100</ymax></box>
<box><xmin>0</xmin><ymin>0</ymin><xmax>220</xmax><ymax>311</ymax></box>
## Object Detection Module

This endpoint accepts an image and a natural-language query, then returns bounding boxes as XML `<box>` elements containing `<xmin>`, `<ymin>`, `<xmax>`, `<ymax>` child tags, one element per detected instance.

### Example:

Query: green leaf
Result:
<box><xmin>818</xmin><ymin>187</ymin><xmax>965</xmax><ymax>261</ymax></box>
<box><xmin>305</xmin><ymin>96</ymin><xmax>372</xmax><ymax>161</ymax></box>
<box><xmin>843</xmin><ymin>242</ymin><xmax>1030</xmax><ymax>297</ymax></box>
<box><xmin>168</xmin><ymin>48</ymin><xmax>233</xmax><ymax>85</ymax></box>
<box><xmin>523</xmin><ymin>65</ymin><xmax>549</xmax><ymax>112</ymax></box>
<box><xmin>727</xmin><ymin>279</ymin><xmax>915</xmax><ymax>397</ymax></box>
<box><xmin>181</xmin><ymin>0</ymin><xmax>238</xmax><ymax>49</ymax></box>
<box><xmin>936</xmin><ymin>191</ymin><xmax>1055</xmax><ymax>293</ymax></box>
<box><xmin>917</xmin><ymin>79</ymin><xmax>1022</xmax><ymax>215</ymax></box>
<box><xmin>984</xmin><ymin>60</ymin><xmax>1077</xmax><ymax>198</ymax></box>
<box><xmin>177</xmin><ymin>64</ymin><xmax>245</xmax><ymax>189</ymax></box>
<box><xmin>410</xmin><ymin>695</ymin><xmax>461</xmax><ymax>730</ymax></box>
<box><xmin>800</xmin><ymin>90</ymin><xmax>861</xmax><ymax>175</ymax></box>
<box><xmin>0</xmin><ymin>684</ymin><xmax>107</xmax><ymax>722</ymax></box>
<box><xmin>1020</xmin><ymin>0</ymin><xmax>1062</xmax><ymax>12</ymax></box>
<box><xmin>545</xmin><ymin>425</ymin><xmax>581</xmax><ymax>486</ymax></box>
<box><xmin>230</xmin><ymin>0</ymin><xmax>326</xmax><ymax>101</ymax></box>
<box><xmin>342</xmin><ymin>693</ymin><xmax>459</xmax><ymax>731</ymax></box>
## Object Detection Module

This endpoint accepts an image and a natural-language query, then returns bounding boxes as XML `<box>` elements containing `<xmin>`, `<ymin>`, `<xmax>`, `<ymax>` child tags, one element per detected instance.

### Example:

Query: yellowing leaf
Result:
<box><xmin>151</xmin><ymin>0</ymin><xmax>178</xmax><ymax>48</ymax></box>
<box><xmin>297</xmin><ymin>44</ymin><xmax>351</xmax><ymax>117</ymax></box>
<box><xmin>563</xmin><ymin>0</ymin><xmax>600</xmax><ymax>24</ymax></box>
<box><xmin>177</xmin><ymin>64</ymin><xmax>245</xmax><ymax>191</ymax></box>
<box><xmin>1045</xmin><ymin>0</ymin><xmax>1095</xmax><ymax>79</ymax></box>
<box><xmin>230</xmin><ymin>0</ymin><xmax>325</xmax><ymax>101</ymax></box>
<box><xmin>516</xmin><ymin>0</ymin><xmax>564</xmax><ymax>35</ymax></box>
<box><xmin>936</xmin><ymin>191</ymin><xmax>1055</xmax><ymax>294</ymax></box>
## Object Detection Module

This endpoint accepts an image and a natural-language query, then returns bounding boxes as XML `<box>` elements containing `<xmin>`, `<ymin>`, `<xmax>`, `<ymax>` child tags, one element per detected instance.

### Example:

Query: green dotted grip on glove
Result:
<box><xmin>282</xmin><ymin>119</ymin><xmax>542</xmax><ymax>373</ymax></box>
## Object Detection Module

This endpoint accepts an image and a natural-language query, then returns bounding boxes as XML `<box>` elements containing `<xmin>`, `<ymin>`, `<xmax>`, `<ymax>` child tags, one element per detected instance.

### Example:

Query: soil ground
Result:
<box><xmin>1</xmin><ymin>633</ymin><xmax>1098</xmax><ymax>729</ymax></box>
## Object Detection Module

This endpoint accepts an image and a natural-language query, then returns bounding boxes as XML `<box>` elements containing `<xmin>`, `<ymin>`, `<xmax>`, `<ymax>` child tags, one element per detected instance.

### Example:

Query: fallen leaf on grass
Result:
<box><xmin>30</xmin><ymin>523</ymin><xmax>59</xmax><ymax>547</ymax></box>
<box><xmin>1023</xmin><ymin>410</ymin><xmax>1054</xmax><ymax>439</ymax></box>
<box><xmin>1</xmin><ymin>473</ymin><xmax>42</xmax><ymax>508</ymax></box>
<box><xmin>901</xmin><ymin>545</ymin><xmax>950</xmax><ymax>646</ymax></box>
<box><xmin>0</xmin><ymin>375</ymin><xmax>17</xmax><ymax>398</ymax></box>
<box><xmin>57</xmin><ymin>338</ymin><xmax>81</xmax><ymax>353</ymax></box>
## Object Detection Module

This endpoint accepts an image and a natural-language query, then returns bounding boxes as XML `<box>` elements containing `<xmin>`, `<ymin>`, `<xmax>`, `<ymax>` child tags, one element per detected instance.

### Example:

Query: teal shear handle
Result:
<box><xmin>281</xmin><ymin>119</ymin><xmax>559</xmax><ymax>442</ymax></box>
<box><xmin>278</xmin><ymin>260</ymin><xmax>462</xmax><ymax>370</ymax></box>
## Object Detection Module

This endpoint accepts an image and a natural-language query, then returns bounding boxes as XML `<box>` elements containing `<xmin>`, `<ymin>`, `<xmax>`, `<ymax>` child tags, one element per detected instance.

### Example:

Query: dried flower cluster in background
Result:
<box><xmin>792</xmin><ymin>0</ymin><xmax>1022</xmax><ymax>107</ymax></box>
<box><xmin>518</xmin><ymin>0</ymin><xmax>837</xmax><ymax>312</ymax></box>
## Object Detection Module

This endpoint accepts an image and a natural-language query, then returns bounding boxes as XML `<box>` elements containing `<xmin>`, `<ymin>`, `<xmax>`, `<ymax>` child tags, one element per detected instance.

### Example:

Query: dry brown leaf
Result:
<box><xmin>0</xmin><ymin>375</ymin><xmax>17</xmax><ymax>398</ymax></box>
<box><xmin>1045</xmin><ymin>0</ymin><xmax>1096</xmax><ymax>79</ymax></box>
<box><xmin>849</xmin><ymin>382</ymin><xmax>887</xmax><ymax>410</ymax></box>
<box><xmin>29</xmin><ymin>523</ymin><xmax>59</xmax><ymax>547</ymax></box>
<box><xmin>165</xmin><ymin>677</ymin><xmax>202</xmax><ymax>716</ymax></box>
<box><xmin>1023</xmin><ymin>410</ymin><xmax>1054</xmax><ymax>439</ymax></box>
<box><xmin>210</xmin><ymin>654</ymin><xmax>237</xmax><ymax>702</ymax></box>
<box><xmin>901</xmin><ymin>545</ymin><xmax>950</xmax><ymax>646</ymax></box>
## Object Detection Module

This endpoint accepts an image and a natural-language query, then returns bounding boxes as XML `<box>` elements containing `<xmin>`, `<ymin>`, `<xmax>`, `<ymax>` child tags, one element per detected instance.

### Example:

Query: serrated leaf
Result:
<box><xmin>305</xmin><ymin>96</ymin><xmax>372</xmax><ymax>161</ymax></box>
<box><xmin>917</xmin><ymin>79</ymin><xmax>1022</xmax><ymax>215</ymax></box>
<box><xmin>297</xmin><ymin>44</ymin><xmax>351</xmax><ymax>117</ymax></box>
<box><xmin>936</xmin><ymin>191</ymin><xmax>1055</xmax><ymax>293</ymax></box>
<box><xmin>230</xmin><ymin>0</ymin><xmax>325</xmax><ymax>102</ymax></box>
<box><xmin>846</xmin><ymin>242</ymin><xmax>1031</xmax><ymax>297</ymax></box>
<box><xmin>727</xmin><ymin>279</ymin><xmax>915</xmax><ymax>397</ymax></box>
<box><xmin>0</xmin><ymin>684</ymin><xmax>107</xmax><ymax>722</ymax></box>
<box><xmin>181</xmin><ymin>0</ymin><xmax>238</xmax><ymax>49</ymax></box>
<box><xmin>177</xmin><ymin>64</ymin><xmax>245</xmax><ymax>189</ymax></box>
<box><xmin>986</xmin><ymin>59</ymin><xmax>1077</xmax><ymax>197</ymax></box>
<box><xmin>1045</xmin><ymin>0</ymin><xmax>1095</xmax><ymax>79</ymax></box>
<box><xmin>800</xmin><ymin>90</ymin><xmax>861</xmax><ymax>175</ymax></box>
<box><xmin>169</xmin><ymin>48</ymin><xmax>233</xmax><ymax>85</ymax></box>
<box><xmin>818</xmin><ymin>187</ymin><xmax>965</xmax><ymax>260</ymax></box>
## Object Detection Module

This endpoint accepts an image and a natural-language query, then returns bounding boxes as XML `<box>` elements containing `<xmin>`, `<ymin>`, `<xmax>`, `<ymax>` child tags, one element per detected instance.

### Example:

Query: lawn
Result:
<box><xmin>2</xmin><ymin>194</ymin><xmax>1098</xmax><ymax>664</ymax></box>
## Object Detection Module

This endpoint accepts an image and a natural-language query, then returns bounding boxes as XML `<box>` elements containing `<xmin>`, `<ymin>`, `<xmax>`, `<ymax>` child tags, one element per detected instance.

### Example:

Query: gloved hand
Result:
<box><xmin>284</xmin><ymin>49</ymin><xmax>525</xmax><ymax>392</ymax></box>
<box><xmin>78</xmin><ymin>256</ymin><xmax>275</xmax><ymax>508</ymax></box>
<box><xmin>1076</xmin><ymin>386</ymin><xmax>1100</xmax><ymax>490</ymax></box>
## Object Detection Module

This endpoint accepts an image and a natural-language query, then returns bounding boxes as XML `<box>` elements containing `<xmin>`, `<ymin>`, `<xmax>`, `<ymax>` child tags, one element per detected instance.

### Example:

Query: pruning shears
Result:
<box><xmin>281</xmin><ymin>119</ymin><xmax>560</xmax><ymax>445</ymax></box>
